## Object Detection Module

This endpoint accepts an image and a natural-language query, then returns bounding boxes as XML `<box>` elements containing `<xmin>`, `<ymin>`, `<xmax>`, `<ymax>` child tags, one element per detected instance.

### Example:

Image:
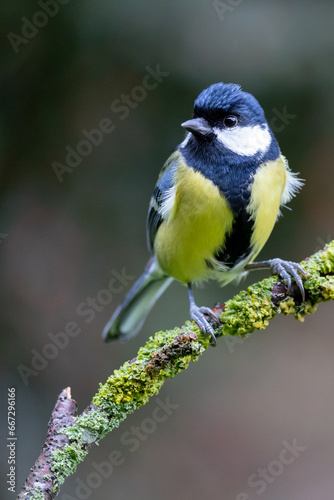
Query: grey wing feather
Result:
<box><xmin>146</xmin><ymin>151</ymin><xmax>179</xmax><ymax>252</ymax></box>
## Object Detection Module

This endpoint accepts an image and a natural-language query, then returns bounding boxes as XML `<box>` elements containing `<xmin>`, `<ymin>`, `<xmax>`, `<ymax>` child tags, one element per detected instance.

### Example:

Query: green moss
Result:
<box><xmin>27</xmin><ymin>490</ymin><xmax>45</xmax><ymax>500</ymax></box>
<box><xmin>136</xmin><ymin>327</ymin><xmax>183</xmax><ymax>360</ymax></box>
<box><xmin>51</xmin><ymin>445</ymin><xmax>88</xmax><ymax>488</ymax></box>
<box><xmin>279</xmin><ymin>297</ymin><xmax>296</xmax><ymax>316</ymax></box>
<box><xmin>219</xmin><ymin>276</ymin><xmax>277</xmax><ymax>336</ymax></box>
<box><xmin>21</xmin><ymin>489</ymin><xmax>45</xmax><ymax>500</ymax></box>
<box><xmin>94</xmin><ymin>359</ymin><xmax>163</xmax><ymax>407</ymax></box>
<box><xmin>293</xmin><ymin>242</ymin><xmax>334</xmax><ymax>321</ymax></box>
<box><xmin>61</xmin><ymin>408</ymin><xmax>110</xmax><ymax>443</ymax></box>
<box><xmin>94</xmin><ymin>325</ymin><xmax>205</xmax><ymax>410</ymax></box>
<box><xmin>51</xmin><ymin>401</ymin><xmax>138</xmax><ymax>487</ymax></box>
<box><xmin>304</xmin><ymin>241</ymin><xmax>334</xmax><ymax>276</ymax></box>
<box><xmin>50</xmin><ymin>403</ymin><xmax>136</xmax><ymax>489</ymax></box>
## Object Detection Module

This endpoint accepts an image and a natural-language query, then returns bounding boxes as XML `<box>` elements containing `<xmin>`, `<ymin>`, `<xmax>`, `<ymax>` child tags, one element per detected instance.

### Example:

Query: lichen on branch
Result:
<box><xmin>18</xmin><ymin>242</ymin><xmax>334</xmax><ymax>499</ymax></box>
<box><xmin>220</xmin><ymin>241</ymin><xmax>334</xmax><ymax>335</ymax></box>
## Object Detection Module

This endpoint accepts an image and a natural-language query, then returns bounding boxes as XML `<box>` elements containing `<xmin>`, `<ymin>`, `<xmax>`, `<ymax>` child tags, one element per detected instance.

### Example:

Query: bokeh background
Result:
<box><xmin>1</xmin><ymin>1</ymin><xmax>334</xmax><ymax>499</ymax></box>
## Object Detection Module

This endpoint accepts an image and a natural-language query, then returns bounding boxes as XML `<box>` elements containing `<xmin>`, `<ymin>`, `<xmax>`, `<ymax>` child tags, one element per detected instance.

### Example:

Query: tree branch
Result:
<box><xmin>18</xmin><ymin>242</ymin><xmax>334</xmax><ymax>499</ymax></box>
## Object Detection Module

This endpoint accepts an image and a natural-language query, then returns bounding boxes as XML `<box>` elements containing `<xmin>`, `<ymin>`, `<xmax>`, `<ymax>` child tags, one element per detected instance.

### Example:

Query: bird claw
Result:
<box><xmin>190</xmin><ymin>305</ymin><xmax>219</xmax><ymax>346</ymax></box>
<box><xmin>268</xmin><ymin>258</ymin><xmax>306</xmax><ymax>301</ymax></box>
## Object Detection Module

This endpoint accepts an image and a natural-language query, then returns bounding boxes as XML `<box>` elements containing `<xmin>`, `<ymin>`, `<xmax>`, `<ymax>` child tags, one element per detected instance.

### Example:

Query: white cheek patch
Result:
<box><xmin>213</xmin><ymin>124</ymin><xmax>271</xmax><ymax>157</ymax></box>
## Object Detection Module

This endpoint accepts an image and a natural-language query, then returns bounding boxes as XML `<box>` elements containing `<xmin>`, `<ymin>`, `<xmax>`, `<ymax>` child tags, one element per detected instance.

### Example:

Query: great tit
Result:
<box><xmin>103</xmin><ymin>82</ymin><xmax>305</xmax><ymax>344</ymax></box>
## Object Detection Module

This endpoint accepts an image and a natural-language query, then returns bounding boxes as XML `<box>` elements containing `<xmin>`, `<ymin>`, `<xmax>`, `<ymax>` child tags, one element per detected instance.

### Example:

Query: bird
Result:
<box><xmin>102</xmin><ymin>82</ymin><xmax>306</xmax><ymax>344</ymax></box>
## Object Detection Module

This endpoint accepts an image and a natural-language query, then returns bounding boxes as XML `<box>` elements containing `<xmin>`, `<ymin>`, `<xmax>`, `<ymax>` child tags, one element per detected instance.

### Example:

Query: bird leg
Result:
<box><xmin>188</xmin><ymin>283</ymin><xmax>219</xmax><ymax>346</ymax></box>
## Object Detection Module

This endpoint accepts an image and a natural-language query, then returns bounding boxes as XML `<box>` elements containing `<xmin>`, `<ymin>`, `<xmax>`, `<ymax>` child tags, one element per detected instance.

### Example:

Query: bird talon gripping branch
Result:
<box><xmin>247</xmin><ymin>258</ymin><xmax>306</xmax><ymax>300</ymax></box>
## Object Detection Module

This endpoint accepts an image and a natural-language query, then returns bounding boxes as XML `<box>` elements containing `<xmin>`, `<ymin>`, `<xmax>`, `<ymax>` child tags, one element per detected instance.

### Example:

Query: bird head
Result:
<box><xmin>181</xmin><ymin>83</ymin><xmax>274</xmax><ymax>158</ymax></box>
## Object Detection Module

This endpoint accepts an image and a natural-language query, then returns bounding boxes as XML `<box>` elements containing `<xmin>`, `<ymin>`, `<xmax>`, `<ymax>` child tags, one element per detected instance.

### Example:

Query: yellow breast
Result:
<box><xmin>154</xmin><ymin>161</ymin><xmax>234</xmax><ymax>283</ymax></box>
<box><xmin>247</xmin><ymin>155</ymin><xmax>287</xmax><ymax>260</ymax></box>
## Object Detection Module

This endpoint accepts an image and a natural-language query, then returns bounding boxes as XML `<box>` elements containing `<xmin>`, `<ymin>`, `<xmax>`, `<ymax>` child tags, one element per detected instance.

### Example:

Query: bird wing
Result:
<box><xmin>146</xmin><ymin>150</ymin><xmax>179</xmax><ymax>253</ymax></box>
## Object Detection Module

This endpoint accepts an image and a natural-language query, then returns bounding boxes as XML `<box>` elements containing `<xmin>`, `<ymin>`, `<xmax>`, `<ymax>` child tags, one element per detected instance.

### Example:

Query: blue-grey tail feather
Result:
<box><xmin>102</xmin><ymin>258</ymin><xmax>173</xmax><ymax>342</ymax></box>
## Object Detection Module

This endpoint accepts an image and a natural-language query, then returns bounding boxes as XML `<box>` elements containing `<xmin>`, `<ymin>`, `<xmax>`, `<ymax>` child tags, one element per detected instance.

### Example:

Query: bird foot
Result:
<box><xmin>267</xmin><ymin>258</ymin><xmax>307</xmax><ymax>300</ymax></box>
<box><xmin>190</xmin><ymin>305</ymin><xmax>219</xmax><ymax>346</ymax></box>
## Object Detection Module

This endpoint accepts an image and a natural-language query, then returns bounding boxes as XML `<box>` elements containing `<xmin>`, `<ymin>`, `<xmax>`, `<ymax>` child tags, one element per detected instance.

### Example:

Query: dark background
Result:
<box><xmin>1</xmin><ymin>1</ymin><xmax>334</xmax><ymax>499</ymax></box>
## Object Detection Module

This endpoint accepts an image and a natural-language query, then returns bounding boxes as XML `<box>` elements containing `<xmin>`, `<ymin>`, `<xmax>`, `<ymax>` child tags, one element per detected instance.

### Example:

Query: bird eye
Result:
<box><xmin>223</xmin><ymin>115</ymin><xmax>238</xmax><ymax>128</ymax></box>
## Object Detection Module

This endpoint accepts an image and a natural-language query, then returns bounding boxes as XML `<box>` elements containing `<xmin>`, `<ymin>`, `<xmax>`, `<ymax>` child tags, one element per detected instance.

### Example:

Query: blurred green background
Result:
<box><xmin>1</xmin><ymin>1</ymin><xmax>334</xmax><ymax>499</ymax></box>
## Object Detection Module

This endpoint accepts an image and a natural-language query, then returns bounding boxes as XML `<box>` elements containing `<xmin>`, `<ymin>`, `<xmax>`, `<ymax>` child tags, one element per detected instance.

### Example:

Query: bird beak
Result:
<box><xmin>181</xmin><ymin>117</ymin><xmax>213</xmax><ymax>136</ymax></box>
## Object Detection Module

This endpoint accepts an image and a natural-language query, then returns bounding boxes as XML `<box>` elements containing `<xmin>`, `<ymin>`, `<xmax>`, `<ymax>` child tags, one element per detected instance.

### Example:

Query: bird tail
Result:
<box><xmin>102</xmin><ymin>257</ymin><xmax>173</xmax><ymax>343</ymax></box>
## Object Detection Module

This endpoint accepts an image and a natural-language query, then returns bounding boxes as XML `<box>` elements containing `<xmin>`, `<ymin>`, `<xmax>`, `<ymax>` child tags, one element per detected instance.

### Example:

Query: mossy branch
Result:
<box><xmin>18</xmin><ymin>242</ymin><xmax>334</xmax><ymax>499</ymax></box>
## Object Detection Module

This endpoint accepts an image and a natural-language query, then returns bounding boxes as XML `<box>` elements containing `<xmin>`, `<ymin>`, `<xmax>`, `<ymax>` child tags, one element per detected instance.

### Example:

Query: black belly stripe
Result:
<box><xmin>214</xmin><ymin>209</ymin><xmax>254</xmax><ymax>268</ymax></box>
